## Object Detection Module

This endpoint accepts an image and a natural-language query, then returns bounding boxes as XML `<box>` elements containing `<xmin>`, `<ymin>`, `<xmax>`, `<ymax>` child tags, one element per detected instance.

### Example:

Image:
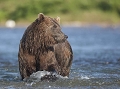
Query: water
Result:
<box><xmin>0</xmin><ymin>26</ymin><xmax>120</xmax><ymax>89</ymax></box>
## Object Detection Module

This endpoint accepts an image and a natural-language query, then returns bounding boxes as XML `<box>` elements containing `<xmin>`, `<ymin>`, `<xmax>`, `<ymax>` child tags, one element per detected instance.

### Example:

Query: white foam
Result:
<box><xmin>30</xmin><ymin>70</ymin><xmax>51</xmax><ymax>79</ymax></box>
<box><xmin>81</xmin><ymin>76</ymin><xmax>90</xmax><ymax>79</ymax></box>
<box><xmin>24</xmin><ymin>70</ymin><xmax>68</xmax><ymax>82</ymax></box>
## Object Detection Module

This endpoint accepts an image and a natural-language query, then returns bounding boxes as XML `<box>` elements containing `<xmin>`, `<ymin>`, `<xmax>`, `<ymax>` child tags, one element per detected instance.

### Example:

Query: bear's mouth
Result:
<box><xmin>65</xmin><ymin>35</ymin><xmax>68</xmax><ymax>39</ymax></box>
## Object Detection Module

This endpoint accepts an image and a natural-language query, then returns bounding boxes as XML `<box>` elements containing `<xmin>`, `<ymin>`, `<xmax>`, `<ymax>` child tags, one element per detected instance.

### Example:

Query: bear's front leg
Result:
<box><xmin>18</xmin><ymin>48</ymin><xmax>36</xmax><ymax>80</ymax></box>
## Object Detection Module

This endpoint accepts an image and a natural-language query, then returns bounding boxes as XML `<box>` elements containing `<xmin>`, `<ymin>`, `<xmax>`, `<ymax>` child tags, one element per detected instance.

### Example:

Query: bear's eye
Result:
<box><xmin>53</xmin><ymin>25</ymin><xmax>57</xmax><ymax>28</ymax></box>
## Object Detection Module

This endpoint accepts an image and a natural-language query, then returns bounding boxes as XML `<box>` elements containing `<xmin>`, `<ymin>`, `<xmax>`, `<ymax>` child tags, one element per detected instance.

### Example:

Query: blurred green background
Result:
<box><xmin>0</xmin><ymin>0</ymin><xmax>120</xmax><ymax>25</ymax></box>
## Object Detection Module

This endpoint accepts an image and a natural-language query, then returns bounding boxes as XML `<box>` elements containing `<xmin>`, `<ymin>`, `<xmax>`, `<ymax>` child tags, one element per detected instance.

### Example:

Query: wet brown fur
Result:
<box><xmin>18</xmin><ymin>13</ymin><xmax>73</xmax><ymax>80</ymax></box>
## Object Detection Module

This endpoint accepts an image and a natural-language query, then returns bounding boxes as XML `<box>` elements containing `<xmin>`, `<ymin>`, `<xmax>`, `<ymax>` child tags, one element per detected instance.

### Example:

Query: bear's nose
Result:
<box><xmin>65</xmin><ymin>35</ymin><xmax>68</xmax><ymax>39</ymax></box>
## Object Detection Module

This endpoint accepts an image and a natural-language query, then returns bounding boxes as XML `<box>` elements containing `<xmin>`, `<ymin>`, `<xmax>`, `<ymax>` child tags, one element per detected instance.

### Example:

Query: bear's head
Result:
<box><xmin>35</xmin><ymin>13</ymin><xmax>68</xmax><ymax>47</ymax></box>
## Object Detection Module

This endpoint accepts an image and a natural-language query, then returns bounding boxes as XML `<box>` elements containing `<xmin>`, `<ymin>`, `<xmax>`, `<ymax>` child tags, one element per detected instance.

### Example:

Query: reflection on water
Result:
<box><xmin>0</xmin><ymin>26</ymin><xmax>120</xmax><ymax>89</ymax></box>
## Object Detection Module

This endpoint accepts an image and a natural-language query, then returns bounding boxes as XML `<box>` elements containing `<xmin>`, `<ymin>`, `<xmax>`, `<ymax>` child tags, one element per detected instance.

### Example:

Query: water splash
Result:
<box><xmin>24</xmin><ymin>71</ymin><xmax>68</xmax><ymax>82</ymax></box>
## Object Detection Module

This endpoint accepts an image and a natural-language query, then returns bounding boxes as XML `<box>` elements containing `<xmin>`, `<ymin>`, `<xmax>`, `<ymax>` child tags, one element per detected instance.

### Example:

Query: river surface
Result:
<box><xmin>0</xmin><ymin>26</ymin><xmax>120</xmax><ymax>89</ymax></box>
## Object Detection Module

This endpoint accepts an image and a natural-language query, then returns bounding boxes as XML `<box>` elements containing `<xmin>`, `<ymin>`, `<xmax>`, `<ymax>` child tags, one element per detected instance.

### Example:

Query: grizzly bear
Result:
<box><xmin>18</xmin><ymin>13</ymin><xmax>73</xmax><ymax>80</ymax></box>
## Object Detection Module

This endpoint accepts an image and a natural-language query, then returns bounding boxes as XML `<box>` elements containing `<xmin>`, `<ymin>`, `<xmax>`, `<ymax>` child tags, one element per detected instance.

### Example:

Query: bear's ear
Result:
<box><xmin>38</xmin><ymin>13</ymin><xmax>45</xmax><ymax>21</ymax></box>
<box><xmin>56</xmin><ymin>16</ymin><xmax>60</xmax><ymax>24</ymax></box>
